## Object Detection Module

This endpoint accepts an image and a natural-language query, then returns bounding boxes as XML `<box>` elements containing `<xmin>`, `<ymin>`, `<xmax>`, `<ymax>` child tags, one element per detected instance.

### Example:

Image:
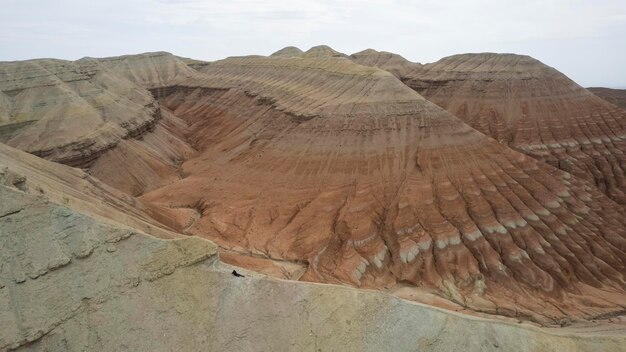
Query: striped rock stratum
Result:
<box><xmin>352</xmin><ymin>50</ymin><xmax>626</xmax><ymax>203</ymax></box>
<box><xmin>1</xmin><ymin>49</ymin><xmax>625</xmax><ymax>328</ymax></box>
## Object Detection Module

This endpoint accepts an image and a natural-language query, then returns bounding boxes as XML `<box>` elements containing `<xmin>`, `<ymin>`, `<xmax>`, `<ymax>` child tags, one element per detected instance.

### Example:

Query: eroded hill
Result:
<box><xmin>1</xmin><ymin>49</ymin><xmax>626</xmax><ymax>325</ymax></box>
<box><xmin>352</xmin><ymin>51</ymin><xmax>626</xmax><ymax>204</ymax></box>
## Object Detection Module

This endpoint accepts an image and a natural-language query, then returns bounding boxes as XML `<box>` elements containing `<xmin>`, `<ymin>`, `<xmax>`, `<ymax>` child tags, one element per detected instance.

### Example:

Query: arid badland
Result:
<box><xmin>1</xmin><ymin>46</ymin><xmax>625</xmax><ymax>351</ymax></box>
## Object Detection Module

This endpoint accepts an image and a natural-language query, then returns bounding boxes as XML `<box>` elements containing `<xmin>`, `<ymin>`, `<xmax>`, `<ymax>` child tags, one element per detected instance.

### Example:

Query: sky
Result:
<box><xmin>1</xmin><ymin>0</ymin><xmax>625</xmax><ymax>87</ymax></box>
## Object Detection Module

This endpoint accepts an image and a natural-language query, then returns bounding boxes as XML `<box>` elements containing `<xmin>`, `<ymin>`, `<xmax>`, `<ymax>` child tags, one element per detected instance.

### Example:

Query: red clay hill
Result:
<box><xmin>352</xmin><ymin>50</ymin><xmax>626</xmax><ymax>204</ymax></box>
<box><xmin>1</xmin><ymin>48</ymin><xmax>625</xmax><ymax>324</ymax></box>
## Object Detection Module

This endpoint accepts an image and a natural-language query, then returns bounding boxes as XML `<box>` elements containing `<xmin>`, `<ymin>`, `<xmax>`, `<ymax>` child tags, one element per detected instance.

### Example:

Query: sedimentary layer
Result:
<box><xmin>1</xmin><ymin>184</ymin><xmax>624</xmax><ymax>351</ymax></box>
<box><xmin>395</xmin><ymin>53</ymin><xmax>626</xmax><ymax>203</ymax></box>
<box><xmin>0</xmin><ymin>52</ymin><xmax>195</xmax><ymax>195</ymax></box>
<box><xmin>2</xmin><ymin>50</ymin><xmax>626</xmax><ymax>323</ymax></box>
<box><xmin>139</xmin><ymin>53</ymin><xmax>626</xmax><ymax>322</ymax></box>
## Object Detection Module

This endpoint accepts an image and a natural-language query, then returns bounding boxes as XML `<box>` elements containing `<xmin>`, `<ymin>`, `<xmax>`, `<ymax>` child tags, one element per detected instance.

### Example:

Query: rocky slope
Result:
<box><xmin>395</xmin><ymin>53</ymin><xmax>626</xmax><ymax>203</ymax></box>
<box><xmin>2</xmin><ymin>181</ymin><xmax>625</xmax><ymax>351</ymax></box>
<box><xmin>2</xmin><ymin>50</ymin><xmax>626</xmax><ymax>324</ymax></box>
<box><xmin>0</xmin><ymin>52</ymin><xmax>196</xmax><ymax>195</ymax></box>
<box><xmin>0</xmin><ymin>143</ymin><xmax>180</xmax><ymax>239</ymax></box>
<box><xmin>589</xmin><ymin>87</ymin><xmax>626</xmax><ymax>110</ymax></box>
<box><xmin>140</xmin><ymin>53</ymin><xmax>626</xmax><ymax>323</ymax></box>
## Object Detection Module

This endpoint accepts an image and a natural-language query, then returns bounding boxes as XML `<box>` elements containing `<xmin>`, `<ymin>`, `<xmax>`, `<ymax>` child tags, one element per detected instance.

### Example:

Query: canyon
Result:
<box><xmin>1</xmin><ymin>46</ymin><xmax>625</xmax><ymax>350</ymax></box>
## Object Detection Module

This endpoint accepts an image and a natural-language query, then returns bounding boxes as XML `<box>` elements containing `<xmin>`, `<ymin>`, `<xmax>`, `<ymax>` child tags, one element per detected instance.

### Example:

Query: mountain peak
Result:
<box><xmin>303</xmin><ymin>45</ymin><xmax>346</xmax><ymax>58</ymax></box>
<box><xmin>270</xmin><ymin>46</ymin><xmax>304</xmax><ymax>57</ymax></box>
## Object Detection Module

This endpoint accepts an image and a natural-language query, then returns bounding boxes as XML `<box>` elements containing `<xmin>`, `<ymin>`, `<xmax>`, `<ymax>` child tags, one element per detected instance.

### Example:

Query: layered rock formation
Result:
<box><xmin>589</xmin><ymin>87</ymin><xmax>626</xmax><ymax>110</ymax></box>
<box><xmin>0</xmin><ymin>143</ymin><xmax>180</xmax><ymax>239</ymax></box>
<box><xmin>2</xmin><ymin>50</ymin><xmax>626</xmax><ymax>325</ymax></box>
<box><xmin>395</xmin><ymin>53</ymin><xmax>626</xmax><ymax>203</ymax></box>
<box><xmin>139</xmin><ymin>53</ymin><xmax>626</xmax><ymax>323</ymax></box>
<box><xmin>0</xmin><ymin>52</ymin><xmax>196</xmax><ymax>195</ymax></box>
<box><xmin>2</xmin><ymin>179</ymin><xmax>625</xmax><ymax>351</ymax></box>
<box><xmin>350</xmin><ymin>48</ymin><xmax>421</xmax><ymax>79</ymax></box>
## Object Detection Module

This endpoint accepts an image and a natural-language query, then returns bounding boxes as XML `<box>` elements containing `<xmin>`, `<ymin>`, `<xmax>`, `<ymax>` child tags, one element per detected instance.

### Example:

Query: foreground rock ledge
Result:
<box><xmin>1</xmin><ymin>185</ymin><xmax>624</xmax><ymax>351</ymax></box>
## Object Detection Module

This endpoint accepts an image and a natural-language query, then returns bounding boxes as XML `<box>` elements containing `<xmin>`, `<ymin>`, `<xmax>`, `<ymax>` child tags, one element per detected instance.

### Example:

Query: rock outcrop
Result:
<box><xmin>2</xmin><ymin>183</ymin><xmax>625</xmax><ymax>351</ymax></box>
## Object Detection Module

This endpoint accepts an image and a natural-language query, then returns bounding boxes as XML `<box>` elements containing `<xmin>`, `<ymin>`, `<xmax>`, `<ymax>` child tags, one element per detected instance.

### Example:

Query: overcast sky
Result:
<box><xmin>1</xmin><ymin>0</ymin><xmax>625</xmax><ymax>87</ymax></box>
